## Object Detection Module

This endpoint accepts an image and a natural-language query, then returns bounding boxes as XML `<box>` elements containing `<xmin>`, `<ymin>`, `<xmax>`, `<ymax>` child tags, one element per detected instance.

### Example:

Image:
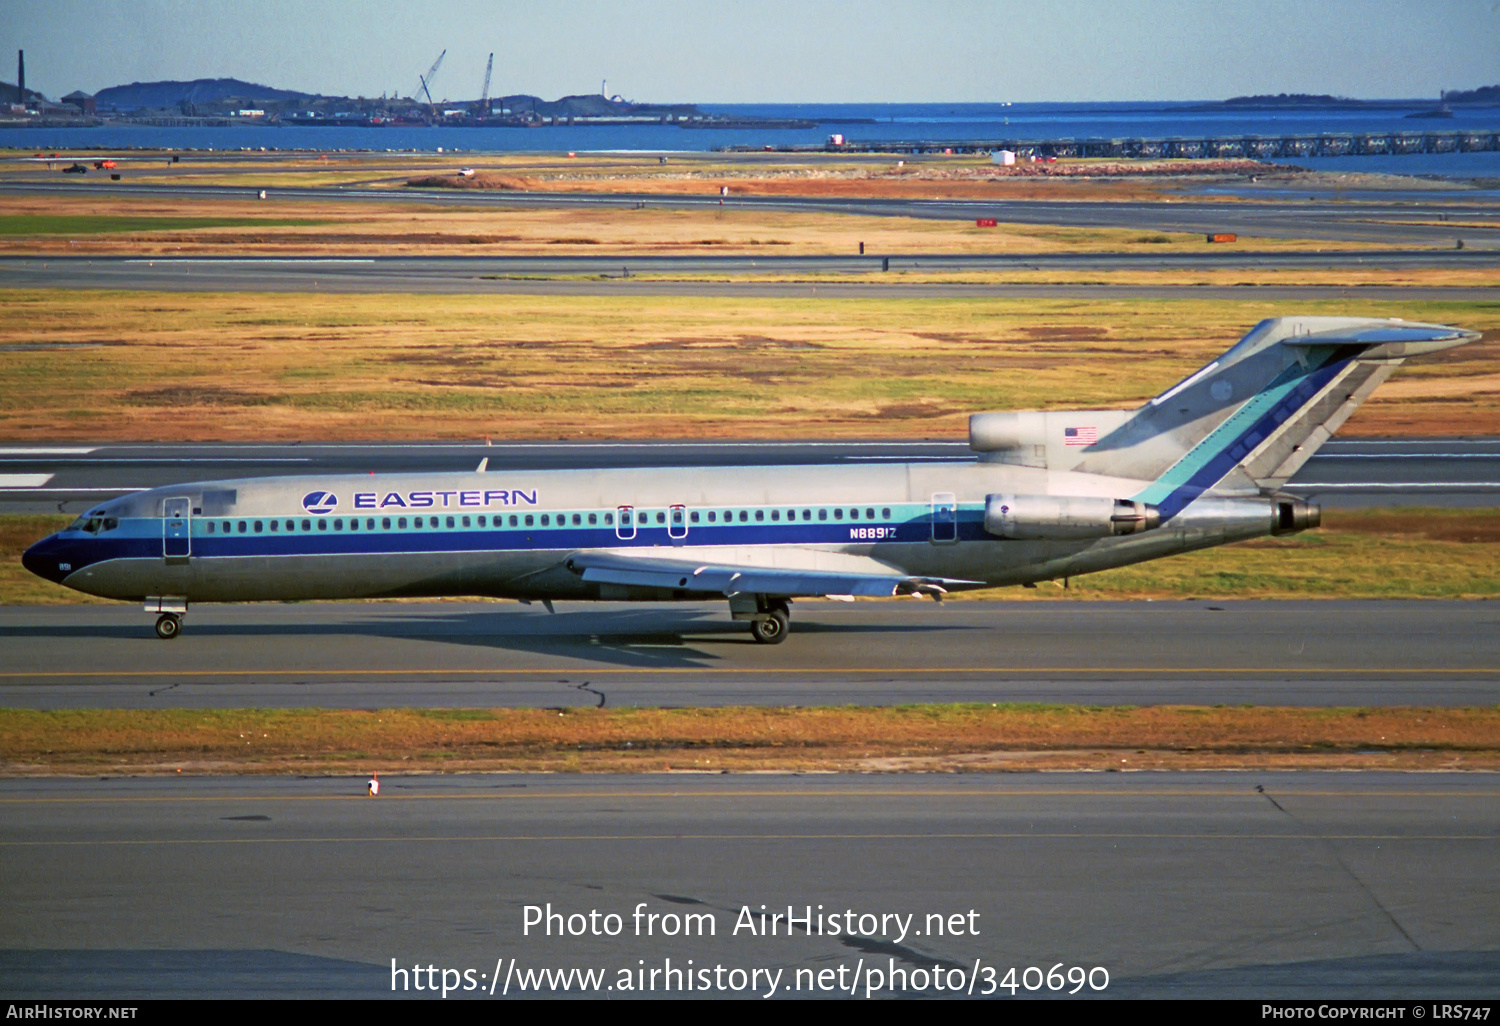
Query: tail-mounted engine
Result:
<box><xmin>984</xmin><ymin>494</ymin><xmax>1161</xmax><ymax>540</ymax></box>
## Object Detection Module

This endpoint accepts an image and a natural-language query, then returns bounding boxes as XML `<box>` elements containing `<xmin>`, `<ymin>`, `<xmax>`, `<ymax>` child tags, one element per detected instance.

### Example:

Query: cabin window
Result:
<box><xmin>206</xmin><ymin>522</ymin><xmax>215</xmax><ymax>534</ymax></box>
<box><xmin>333</xmin><ymin>519</ymin><xmax>343</xmax><ymax>531</ymax></box>
<box><xmin>619</xmin><ymin>511</ymin><xmax>631</xmax><ymax>526</ymax></box>
<box><xmin>882</xmin><ymin>508</ymin><xmax>891</xmax><ymax>519</ymax></box>
<box><xmin>300</xmin><ymin>520</ymin><xmax>310</xmax><ymax>532</ymax></box>
<box><xmin>818</xmin><ymin>509</ymin><xmax>827</xmax><ymax>521</ymax></box>
<box><xmin>461</xmin><ymin>516</ymin><xmax>470</xmax><ymax>528</ymax></box>
<box><xmin>254</xmin><ymin>520</ymin><xmax>264</xmax><ymax>533</ymax></box>
<box><xmin>707</xmin><ymin>511</ymin><xmax>716</xmax><ymax>523</ymax></box>
<box><xmin>723</xmin><ymin>510</ymin><xmax>732</xmax><ymax>521</ymax></box>
<box><xmin>603</xmin><ymin>512</ymin><xmax>613</xmax><ymax>526</ymax></box>
<box><xmin>222</xmin><ymin>521</ymin><xmax>231</xmax><ymax>533</ymax></box>
<box><xmin>803</xmin><ymin>509</ymin><xmax>812</xmax><ymax>521</ymax></box>
<box><xmin>834</xmin><ymin>509</ymin><xmax>843</xmax><ymax>520</ymax></box>
<box><xmin>349</xmin><ymin>519</ymin><xmax>358</xmax><ymax>531</ymax></box>
<box><xmin>238</xmin><ymin>521</ymin><xmax>248</xmax><ymax>533</ymax></box>
<box><xmin>588</xmin><ymin>513</ymin><xmax>597</xmax><ymax>525</ymax></box>
<box><xmin>270</xmin><ymin>520</ymin><xmax>279</xmax><ymax>532</ymax></box>
<box><xmin>317</xmin><ymin>520</ymin><xmax>327</xmax><ymax>531</ymax></box>
<box><xmin>866</xmin><ymin>508</ymin><xmax>876</xmax><ymax>520</ymax></box>
<box><xmin>286</xmin><ymin>520</ymin><xmax>295</xmax><ymax>532</ymax></box>
<box><xmin>849</xmin><ymin>508</ymin><xmax>859</xmax><ymax>520</ymax></box>
<box><xmin>689</xmin><ymin>511</ymin><xmax>700</xmax><ymax>523</ymax></box>
<box><xmin>571</xmin><ymin>513</ymin><xmax>580</xmax><ymax>526</ymax></box>
<box><xmin>540</xmin><ymin>514</ymin><xmax>549</xmax><ymax>527</ymax></box>
<box><xmin>524</xmin><ymin>515</ymin><xmax>534</xmax><ymax>527</ymax></box>
<box><xmin>754</xmin><ymin>510</ymin><xmax>764</xmax><ymax>522</ymax></box>
<box><xmin>509</xmin><ymin>515</ymin><xmax>519</xmax><ymax>527</ymax></box>
<box><xmin>399</xmin><ymin>518</ymin><xmax>408</xmax><ymax>529</ymax></box>
<box><xmin>477</xmin><ymin>516</ymin><xmax>486</xmax><ymax>527</ymax></box>
<box><xmin>445</xmin><ymin>516</ymin><xmax>454</xmax><ymax>529</ymax></box>
<box><xmin>381</xmin><ymin>518</ymin><xmax>391</xmax><ymax>530</ymax></box>
<box><xmin>770</xmin><ymin>510</ymin><xmax>780</xmax><ymax>521</ymax></box>
<box><xmin>656</xmin><ymin>512</ymin><xmax>666</xmax><ymax>525</ymax></box>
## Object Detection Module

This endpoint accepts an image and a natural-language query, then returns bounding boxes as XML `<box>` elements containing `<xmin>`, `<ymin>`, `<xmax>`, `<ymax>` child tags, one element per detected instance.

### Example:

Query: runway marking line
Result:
<box><xmin>1</xmin><ymin>832</ymin><xmax>1493</xmax><ymax>847</ymax></box>
<box><xmin>2</xmin><ymin>789</ymin><xmax>1495</xmax><ymax>804</ymax></box>
<box><xmin>2</xmin><ymin>666</ymin><xmax>1498</xmax><ymax>679</ymax></box>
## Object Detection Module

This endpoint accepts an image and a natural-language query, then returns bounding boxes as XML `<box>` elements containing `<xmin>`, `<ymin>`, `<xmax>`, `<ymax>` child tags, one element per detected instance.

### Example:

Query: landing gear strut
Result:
<box><xmin>748</xmin><ymin>598</ymin><xmax>790</xmax><ymax>645</ymax></box>
<box><xmin>154</xmin><ymin>614</ymin><xmax>182</xmax><ymax>640</ymax></box>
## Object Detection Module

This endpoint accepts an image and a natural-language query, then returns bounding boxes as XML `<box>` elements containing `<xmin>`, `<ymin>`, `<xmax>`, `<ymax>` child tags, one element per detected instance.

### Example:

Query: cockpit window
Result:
<box><xmin>68</xmin><ymin>516</ymin><xmax>120</xmax><ymax>535</ymax></box>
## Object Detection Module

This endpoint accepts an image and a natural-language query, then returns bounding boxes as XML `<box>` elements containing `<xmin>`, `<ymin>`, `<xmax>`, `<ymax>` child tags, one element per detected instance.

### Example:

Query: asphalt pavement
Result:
<box><xmin>2</xmin><ymin>772</ymin><xmax>1495</xmax><ymax>998</ymax></box>
<box><xmin>2</xmin><ymin>438</ymin><xmax>1495</xmax><ymax>513</ymax></box>
<box><xmin>2</xmin><ymin>599</ymin><xmax>1496</xmax><ymax>709</ymax></box>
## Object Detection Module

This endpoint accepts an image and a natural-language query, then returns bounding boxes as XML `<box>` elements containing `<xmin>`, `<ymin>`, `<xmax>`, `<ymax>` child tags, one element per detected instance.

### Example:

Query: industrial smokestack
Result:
<box><xmin>17</xmin><ymin>50</ymin><xmax>24</xmax><ymax>105</ymax></box>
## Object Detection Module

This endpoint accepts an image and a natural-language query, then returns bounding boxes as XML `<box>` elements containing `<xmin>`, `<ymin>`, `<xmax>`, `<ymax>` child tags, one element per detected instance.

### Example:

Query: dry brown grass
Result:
<box><xmin>2</xmin><ymin>705</ymin><xmax>1496</xmax><ymax>775</ymax></box>
<box><xmin>0</xmin><ymin>190</ymin><xmax>1389</xmax><ymax>256</ymax></box>
<box><xmin>2</xmin><ymin>289</ymin><xmax>1495</xmax><ymax>441</ymax></box>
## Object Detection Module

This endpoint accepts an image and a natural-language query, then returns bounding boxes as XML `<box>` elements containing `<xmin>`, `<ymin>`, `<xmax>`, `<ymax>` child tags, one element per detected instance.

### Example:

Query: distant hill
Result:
<box><xmin>1443</xmin><ymin>85</ymin><xmax>1500</xmax><ymax>104</ymax></box>
<box><xmin>1222</xmin><ymin>93</ymin><xmax>1350</xmax><ymax>107</ymax></box>
<box><xmin>0</xmin><ymin>82</ymin><xmax>48</xmax><ymax>104</ymax></box>
<box><xmin>94</xmin><ymin>78</ymin><xmax>313</xmax><ymax>111</ymax></box>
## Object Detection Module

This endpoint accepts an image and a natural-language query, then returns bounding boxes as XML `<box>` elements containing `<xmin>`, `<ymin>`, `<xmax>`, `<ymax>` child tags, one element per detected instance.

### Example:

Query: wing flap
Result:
<box><xmin>569</xmin><ymin>549</ymin><xmax>973</xmax><ymax>598</ymax></box>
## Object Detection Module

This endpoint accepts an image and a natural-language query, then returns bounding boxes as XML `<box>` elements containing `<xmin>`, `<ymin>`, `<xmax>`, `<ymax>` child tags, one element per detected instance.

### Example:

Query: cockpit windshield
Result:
<box><xmin>66</xmin><ymin>516</ymin><xmax>119</xmax><ymax>534</ymax></box>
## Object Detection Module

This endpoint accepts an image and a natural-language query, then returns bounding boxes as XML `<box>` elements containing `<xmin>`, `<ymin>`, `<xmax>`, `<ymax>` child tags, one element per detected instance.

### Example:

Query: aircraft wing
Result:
<box><xmin>566</xmin><ymin>549</ymin><xmax>977</xmax><ymax>598</ymax></box>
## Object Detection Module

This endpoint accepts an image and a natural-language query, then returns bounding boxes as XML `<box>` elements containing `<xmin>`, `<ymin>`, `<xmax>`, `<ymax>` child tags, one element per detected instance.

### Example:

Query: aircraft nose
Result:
<box><xmin>22</xmin><ymin>535</ymin><xmax>68</xmax><ymax>584</ymax></box>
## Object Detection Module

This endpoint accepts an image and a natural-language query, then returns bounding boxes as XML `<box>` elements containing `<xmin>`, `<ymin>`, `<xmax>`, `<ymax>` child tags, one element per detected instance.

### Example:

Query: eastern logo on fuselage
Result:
<box><xmin>353</xmin><ymin>488</ymin><xmax>537</xmax><ymax>509</ymax></box>
<box><xmin>302</xmin><ymin>491</ymin><xmax>339</xmax><ymax>515</ymax></box>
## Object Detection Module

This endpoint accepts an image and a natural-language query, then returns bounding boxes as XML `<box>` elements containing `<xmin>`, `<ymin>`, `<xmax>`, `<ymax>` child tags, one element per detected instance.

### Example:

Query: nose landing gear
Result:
<box><xmin>145</xmin><ymin>597</ymin><xmax>188</xmax><ymax>640</ymax></box>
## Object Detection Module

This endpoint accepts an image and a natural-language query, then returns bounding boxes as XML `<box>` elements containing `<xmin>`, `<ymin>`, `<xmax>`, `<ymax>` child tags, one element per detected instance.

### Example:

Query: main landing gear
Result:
<box><xmin>154</xmin><ymin>614</ymin><xmax>182</xmax><ymax>640</ymax></box>
<box><xmin>730</xmin><ymin>593</ymin><xmax>791</xmax><ymax>644</ymax></box>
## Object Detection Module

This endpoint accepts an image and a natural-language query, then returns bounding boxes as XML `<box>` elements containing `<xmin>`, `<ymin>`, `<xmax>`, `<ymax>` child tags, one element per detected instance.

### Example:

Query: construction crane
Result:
<box><xmin>476</xmin><ymin>53</ymin><xmax>493</xmax><ymax>116</ymax></box>
<box><xmin>417</xmin><ymin>49</ymin><xmax>446</xmax><ymax>107</ymax></box>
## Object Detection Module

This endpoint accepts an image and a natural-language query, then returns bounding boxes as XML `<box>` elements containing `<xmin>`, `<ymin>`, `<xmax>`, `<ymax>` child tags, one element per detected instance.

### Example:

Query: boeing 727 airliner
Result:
<box><xmin>23</xmin><ymin>316</ymin><xmax>1480</xmax><ymax>642</ymax></box>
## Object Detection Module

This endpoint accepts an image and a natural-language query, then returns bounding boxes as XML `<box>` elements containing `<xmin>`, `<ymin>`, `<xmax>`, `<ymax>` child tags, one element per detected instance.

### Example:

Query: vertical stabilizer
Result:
<box><xmin>1067</xmin><ymin>317</ymin><xmax>1480</xmax><ymax>517</ymax></box>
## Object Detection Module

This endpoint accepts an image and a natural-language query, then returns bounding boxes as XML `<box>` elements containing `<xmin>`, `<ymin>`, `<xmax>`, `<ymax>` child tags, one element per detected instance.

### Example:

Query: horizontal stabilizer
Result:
<box><xmin>1280</xmin><ymin>323</ymin><xmax>1480</xmax><ymax>350</ymax></box>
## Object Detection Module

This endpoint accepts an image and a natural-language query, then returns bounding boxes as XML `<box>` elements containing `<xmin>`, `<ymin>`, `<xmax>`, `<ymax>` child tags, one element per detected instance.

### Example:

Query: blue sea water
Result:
<box><xmin>7</xmin><ymin>101</ymin><xmax>1500</xmax><ymax>179</ymax></box>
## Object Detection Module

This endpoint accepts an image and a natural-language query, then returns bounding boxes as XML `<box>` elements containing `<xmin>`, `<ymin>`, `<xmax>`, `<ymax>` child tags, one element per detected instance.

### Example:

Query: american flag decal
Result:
<box><xmin>1064</xmin><ymin>425</ymin><xmax>1098</xmax><ymax>447</ymax></box>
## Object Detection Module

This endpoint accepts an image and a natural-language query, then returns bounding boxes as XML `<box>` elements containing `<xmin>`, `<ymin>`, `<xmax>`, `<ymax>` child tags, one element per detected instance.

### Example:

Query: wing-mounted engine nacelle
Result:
<box><xmin>984</xmin><ymin>494</ymin><xmax>1161</xmax><ymax>540</ymax></box>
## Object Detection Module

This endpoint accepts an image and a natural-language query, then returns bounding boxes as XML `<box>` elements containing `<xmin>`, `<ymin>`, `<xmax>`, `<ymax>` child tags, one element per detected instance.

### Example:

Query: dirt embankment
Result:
<box><xmin>407</xmin><ymin>159</ymin><xmax>1293</xmax><ymax>201</ymax></box>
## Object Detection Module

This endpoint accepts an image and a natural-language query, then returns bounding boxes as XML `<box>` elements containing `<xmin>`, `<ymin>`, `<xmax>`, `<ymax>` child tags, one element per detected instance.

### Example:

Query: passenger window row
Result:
<box><xmin>197</xmin><ymin>506</ymin><xmax>898</xmax><ymax>535</ymax></box>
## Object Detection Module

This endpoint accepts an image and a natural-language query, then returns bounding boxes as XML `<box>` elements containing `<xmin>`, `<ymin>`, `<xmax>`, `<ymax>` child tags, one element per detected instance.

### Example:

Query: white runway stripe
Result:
<box><xmin>0</xmin><ymin>474</ymin><xmax>53</xmax><ymax>488</ymax></box>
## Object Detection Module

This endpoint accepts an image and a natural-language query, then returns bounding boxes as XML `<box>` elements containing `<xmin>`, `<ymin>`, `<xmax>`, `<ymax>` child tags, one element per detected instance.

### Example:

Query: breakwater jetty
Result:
<box><xmin>727</xmin><ymin>129</ymin><xmax>1500</xmax><ymax>158</ymax></box>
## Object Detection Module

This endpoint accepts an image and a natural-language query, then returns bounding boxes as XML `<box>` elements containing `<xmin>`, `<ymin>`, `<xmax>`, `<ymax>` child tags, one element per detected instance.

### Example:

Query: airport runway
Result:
<box><xmin>5</xmin><ymin>252</ymin><xmax>1500</xmax><ymax>296</ymax></box>
<box><xmin>1</xmin><ymin>772</ymin><xmax>1496</xmax><ymax>998</ymax></box>
<box><xmin>2</xmin><ymin>438</ymin><xmax>1496</xmax><ymax>513</ymax></box>
<box><xmin>5</xmin><ymin>179</ymin><xmax>1500</xmax><ymax>247</ymax></box>
<box><xmin>2</xmin><ymin>600</ymin><xmax>1496</xmax><ymax>709</ymax></box>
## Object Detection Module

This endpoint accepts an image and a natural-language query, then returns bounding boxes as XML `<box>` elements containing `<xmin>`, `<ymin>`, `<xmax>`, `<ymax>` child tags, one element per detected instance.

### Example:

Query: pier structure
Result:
<box><xmin>727</xmin><ymin>129</ymin><xmax>1500</xmax><ymax>158</ymax></box>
